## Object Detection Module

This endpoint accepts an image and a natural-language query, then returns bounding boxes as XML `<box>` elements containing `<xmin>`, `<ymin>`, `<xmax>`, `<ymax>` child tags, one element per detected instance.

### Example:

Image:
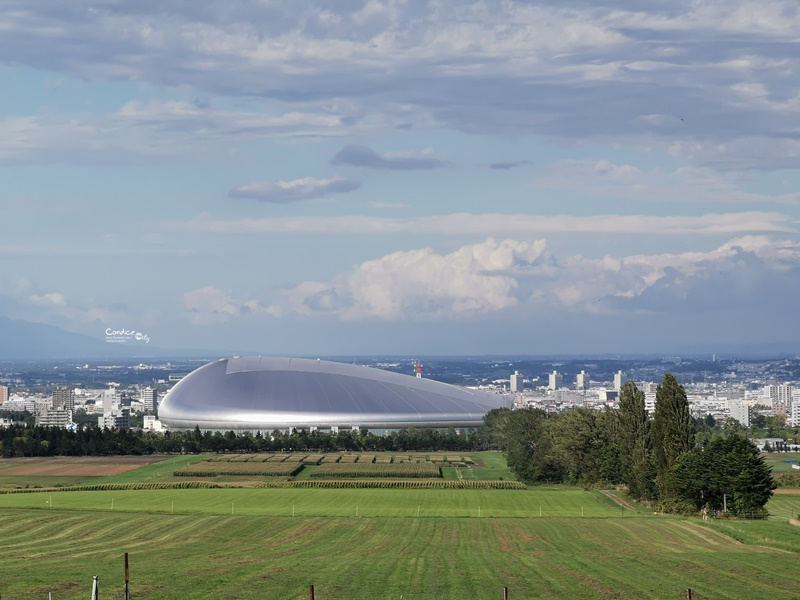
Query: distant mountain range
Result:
<box><xmin>0</xmin><ymin>316</ymin><xmax>798</xmax><ymax>360</ymax></box>
<box><xmin>0</xmin><ymin>317</ymin><xmax>214</xmax><ymax>360</ymax></box>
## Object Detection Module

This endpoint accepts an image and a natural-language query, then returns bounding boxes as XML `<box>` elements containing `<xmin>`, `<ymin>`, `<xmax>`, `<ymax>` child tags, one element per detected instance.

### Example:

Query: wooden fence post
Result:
<box><xmin>686</xmin><ymin>589</ymin><xmax>693</xmax><ymax>600</ymax></box>
<box><xmin>124</xmin><ymin>552</ymin><xmax>130</xmax><ymax>600</ymax></box>
<box><xmin>309</xmin><ymin>583</ymin><xmax>315</xmax><ymax>600</ymax></box>
<box><xmin>503</xmin><ymin>586</ymin><xmax>509</xmax><ymax>599</ymax></box>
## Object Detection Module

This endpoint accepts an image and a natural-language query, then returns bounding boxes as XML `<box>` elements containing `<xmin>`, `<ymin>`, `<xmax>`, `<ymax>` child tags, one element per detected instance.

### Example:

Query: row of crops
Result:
<box><xmin>255</xmin><ymin>480</ymin><xmax>526</xmax><ymax>489</ymax></box>
<box><xmin>173</xmin><ymin>460</ymin><xmax>443</xmax><ymax>478</ymax></box>
<box><xmin>309</xmin><ymin>462</ymin><xmax>441</xmax><ymax>479</ymax></box>
<box><xmin>202</xmin><ymin>453</ymin><xmax>474</xmax><ymax>465</ymax></box>
<box><xmin>174</xmin><ymin>462</ymin><xmax>303</xmax><ymax>477</ymax></box>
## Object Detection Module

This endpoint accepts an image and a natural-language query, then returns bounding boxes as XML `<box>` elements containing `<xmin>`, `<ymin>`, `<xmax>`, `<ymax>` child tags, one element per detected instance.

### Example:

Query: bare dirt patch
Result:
<box><xmin>600</xmin><ymin>490</ymin><xmax>635</xmax><ymax>511</ymax></box>
<box><xmin>0</xmin><ymin>456</ymin><xmax>166</xmax><ymax>476</ymax></box>
<box><xmin>774</xmin><ymin>488</ymin><xmax>800</xmax><ymax>495</ymax></box>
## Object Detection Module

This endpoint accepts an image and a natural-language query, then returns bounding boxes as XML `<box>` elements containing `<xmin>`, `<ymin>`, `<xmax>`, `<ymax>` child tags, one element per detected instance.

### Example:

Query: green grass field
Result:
<box><xmin>764</xmin><ymin>452</ymin><xmax>800</xmax><ymax>472</ymax></box>
<box><xmin>1</xmin><ymin>509</ymin><xmax>799</xmax><ymax>599</ymax></box>
<box><xmin>1</xmin><ymin>453</ymin><xmax>799</xmax><ymax>599</ymax></box>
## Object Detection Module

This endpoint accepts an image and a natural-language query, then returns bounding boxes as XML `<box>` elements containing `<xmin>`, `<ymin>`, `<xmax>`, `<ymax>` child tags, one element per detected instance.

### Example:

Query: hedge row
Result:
<box><xmin>254</xmin><ymin>479</ymin><xmax>526</xmax><ymax>490</ymax></box>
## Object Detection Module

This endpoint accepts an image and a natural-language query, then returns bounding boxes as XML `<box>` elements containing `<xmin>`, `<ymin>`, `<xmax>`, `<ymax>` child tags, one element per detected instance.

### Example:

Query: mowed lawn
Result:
<box><xmin>2</xmin><ymin>453</ymin><xmax>800</xmax><ymax>598</ymax></box>
<box><xmin>0</xmin><ymin>486</ymin><xmax>623</xmax><ymax>518</ymax></box>
<box><xmin>1</xmin><ymin>509</ymin><xmax>799</xmax><ymax>600</ymax></box>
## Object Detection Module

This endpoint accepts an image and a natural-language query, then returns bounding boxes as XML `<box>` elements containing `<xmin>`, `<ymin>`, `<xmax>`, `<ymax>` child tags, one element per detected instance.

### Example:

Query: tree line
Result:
<box><xmin>484</xmin><ymin>373</ymin><xmax>776</xmax><ymax>516</ymax></box>
<box><xmin>0</xmin><ymin>422</ymin><xmax>485</xmax><ymax>458</ymax></box>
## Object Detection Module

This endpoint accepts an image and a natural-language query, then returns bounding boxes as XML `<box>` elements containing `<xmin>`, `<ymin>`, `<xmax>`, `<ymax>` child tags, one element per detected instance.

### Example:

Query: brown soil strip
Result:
<box><xmin>600</xmin><ymin>490</ymin><xmax>635</xmax><ymax>511</ymax></box>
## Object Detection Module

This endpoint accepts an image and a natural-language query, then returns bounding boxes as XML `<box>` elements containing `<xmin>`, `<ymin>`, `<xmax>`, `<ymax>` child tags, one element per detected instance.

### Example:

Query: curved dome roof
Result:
<box><xmin>159</xmin><ymin>356</ymin><xmax>509</xmax><ymax>430</ymax></box>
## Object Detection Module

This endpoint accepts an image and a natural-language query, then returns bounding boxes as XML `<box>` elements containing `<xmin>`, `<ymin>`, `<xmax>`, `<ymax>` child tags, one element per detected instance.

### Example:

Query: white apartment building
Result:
<box><xmin>790</xmin><ymin>401</ymin><xmax>800</xmax><ymax>427</ymax></box>
<box><xmin>729</xmin><ymin>400</ymin><xmax>751</xmax><ymax>427</ymax></box>
<box><xmin>548</xmin><ymin>371</ymin><xmax>563</xmax><ymax>390</ymax></box>
<box><xmin>36</xmin><ymin>409</ymin><xmax>73</xmax><ymax>428</ymax></box>
<box><xmin>613</xmin><ymin>371</ymin><xmax>623</xmax><ymax>392</ymax></box>
<box><xmin>576</xmin><ymin>370</ymin><xmax>590</xmax><ymax>391</ymax></box>
<box><xmin>510</xmin><ymin>371</ymin><xmax>524</xmax><ymax>393</ymax></box>
<box><xmin>139</xmin><ymin>387</ymin><xmax>158</xmax><ymax>413</ymax></box>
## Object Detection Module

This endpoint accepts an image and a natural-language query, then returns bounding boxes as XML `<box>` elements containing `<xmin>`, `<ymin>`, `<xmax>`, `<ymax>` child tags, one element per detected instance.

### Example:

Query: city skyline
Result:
<box><xmin>2</xmin><ymin>1</ymin><xmax>800</xmax><ymax>356</ymax></box>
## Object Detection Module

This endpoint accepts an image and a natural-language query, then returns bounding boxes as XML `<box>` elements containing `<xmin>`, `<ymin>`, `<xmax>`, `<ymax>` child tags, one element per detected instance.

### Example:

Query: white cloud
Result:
<box><xmin>276</xmin><ymin>235</ymin><xmax>800</xmax><ymax>321</ymax></box>
<box><xmin>283</xmin><ymin>238</ymin><xmax>548</xmax><ymax>319</ymax></box>
<box><xmin>28</xmin><ymin>292</ymin><xmax>68</xmax><ymax>307</ymax></box>
<box><xmin>1</xmin><ymin>2</ymin><xmax>799</xmax><ymax>168</ymax></box>
<box><xmin>183</xmin><ymin>285</ymin><xmax>278</xmax><ymax>324</ymax></box>
<box><xmin>180</xmin><ymin>211</ymin><xmax>794</xmax><ymax>236</ymax></box>
<box><xmin>542</xmin><ymin>160</ymin><xmax>800</xmax><ymax>203</ymax></box>
<box><xmin>0</xmin><ymin>102</ymin><xmax>352</xmax><ymax>164</ymax></box>
<box><xmin>229</xmin><ymin>176</ymin><xmax>360</xmax><ymax>203</ymax></box>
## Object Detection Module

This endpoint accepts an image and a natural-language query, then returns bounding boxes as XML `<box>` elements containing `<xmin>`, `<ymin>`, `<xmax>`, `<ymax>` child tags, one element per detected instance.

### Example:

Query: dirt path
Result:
<box><xmin>600</xmin><ymin>490</ymin><xmax>636</xmax><ymax>511</ymax></box>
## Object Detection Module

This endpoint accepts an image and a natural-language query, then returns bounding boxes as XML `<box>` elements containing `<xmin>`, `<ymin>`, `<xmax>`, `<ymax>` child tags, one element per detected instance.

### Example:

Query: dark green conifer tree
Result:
<box><xmin>618</xmin><ymin>381</ymin><xmax>654</xmax><ymax>500</ymax></box>
<box><xmin>652</xmin><ymin>373</ymin><xmax>695</xmax><ymax>498</ymax></box>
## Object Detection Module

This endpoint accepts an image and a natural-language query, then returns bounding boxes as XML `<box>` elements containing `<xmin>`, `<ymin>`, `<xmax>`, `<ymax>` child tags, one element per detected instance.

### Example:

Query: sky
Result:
<box><xmin>1</xmin><ymin>0</ymin><xmax>800</xmax><ymax>356</ymax></box>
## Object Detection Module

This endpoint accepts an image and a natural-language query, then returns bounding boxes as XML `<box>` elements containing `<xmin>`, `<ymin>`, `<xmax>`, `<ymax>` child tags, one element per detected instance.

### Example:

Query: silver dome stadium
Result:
<box><xmin>158</xmin><ymin>356</ymin><xmax>510</xmax><ymax>431</ymax></box>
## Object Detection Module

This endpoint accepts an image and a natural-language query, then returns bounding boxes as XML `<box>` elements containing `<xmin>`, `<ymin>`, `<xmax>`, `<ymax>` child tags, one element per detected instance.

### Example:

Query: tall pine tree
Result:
<box><xmin>618</xmin><ymin>381</ymin><xmax>654</xmax><ymax>500</ymax></box>
<box><xmin>652</xmin><ymin>372</ymin><xmax>695</xmax><ymax>498</ymax></box>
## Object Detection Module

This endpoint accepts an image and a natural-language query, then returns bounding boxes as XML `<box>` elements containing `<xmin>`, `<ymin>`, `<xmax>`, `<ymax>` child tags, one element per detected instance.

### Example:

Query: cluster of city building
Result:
<box><xmin>0</xmin><ymin>383</ymin><xmax>165</xmax><ymax>431</ymax></box>
<box><xmin>1</xmin><ymin>363</ymin><xmax>799</xmax><ymax>434</ymax></box>
<box><xmin>503</xmin><ymin>370</ymin><xmax>800</xmax><ymax>428</ymax></box>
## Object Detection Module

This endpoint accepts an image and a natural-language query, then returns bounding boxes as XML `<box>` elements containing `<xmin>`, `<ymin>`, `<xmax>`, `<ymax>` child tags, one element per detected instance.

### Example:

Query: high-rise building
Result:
<box><xmin>36</xmin><ymin>408</ymin><xmax>73</xmax><ymax>428</ymax></box>
<box><xmin>576</xmin><ymin>370</ymin><xmax>590</xmax><ymax>391</ymax></box>
<box><xmin>790</xmin><ymin>401</ymin><xmax>800</xmax><ymax>427</ymax></box>
<box><xmin>510</xmin><ymin>371</ymin><xmax>524</xmax><ymax>393</ymax></box>
<box><xmin>0</xmin><ymin>385</ymin><xmax>8</xmax><ymax>405</ymax></box>
<box><xmin>764</xmin><ymin>385</ymin><xmax>793</xmax><ymax>409</ymax></box>
<box><xmin>548</xmin><ymin>371</ymin><xmax>562</xmax><ymax>390</ymax></box>
<box><xmin>613</xmin><ymin>371</ymin><xmax>623</xmax><ymax>392</ymax></box>
<box><xmin>644</xmin><ymin>392</ymin><xmax>656</xmax><ymax>414</ymax></box>
<box><xmin>102</xmin><ymin>387</ymin><xmax>120</xmax><ymax>415</ymax></box>
<box><xmin>52</xmin><ymin>387</ymin><xmax>75</xmax><ymax>411</ymax></box>
<box><xmin>140</xmin><ymin>387</ymin><xmax>158</xmax><ymax>413</ymax></box>
<box><xmin>729</xmin><ymin>400</ymin><xmax>751</xmax><ymax>427</ymax></box>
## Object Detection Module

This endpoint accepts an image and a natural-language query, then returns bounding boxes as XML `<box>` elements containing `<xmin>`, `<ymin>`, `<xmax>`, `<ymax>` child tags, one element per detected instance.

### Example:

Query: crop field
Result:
<box><xmin>309</xmin><ymin>461</ymin><xmax>441</xmax><ymax>478</ymax></box>
<box><xmin>1</xmin><ymin>452</ymin><xmax>799</xmax><ymax>598</ymax></box>
<box><xmin>0</xmin><ymin>456</ymin><xmax>170</xmax><ymax>488</ymax></box>
<box><xmin>174</xmin><ymin>461</ymin><xmax>303</xmax><ymax>477</ymax></box>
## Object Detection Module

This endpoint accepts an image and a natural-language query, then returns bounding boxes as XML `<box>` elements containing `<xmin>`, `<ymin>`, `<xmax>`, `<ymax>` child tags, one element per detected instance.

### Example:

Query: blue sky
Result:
<box><xmin>1</xmin><ymin>0</ymin><xmax>800</xmax><ymax>355</ymax></box>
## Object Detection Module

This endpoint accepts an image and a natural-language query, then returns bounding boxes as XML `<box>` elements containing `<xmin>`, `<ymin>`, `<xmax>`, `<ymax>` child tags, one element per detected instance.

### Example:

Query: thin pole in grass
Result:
<box><xmin>503</xmin><ymin>586</ymin><xmax>509</xmax><ymax>600</ymax></box>
<box><xmin>171</xmin><ymin>500</ymin><xmax>174</xmax><ymax>514</ymax></box>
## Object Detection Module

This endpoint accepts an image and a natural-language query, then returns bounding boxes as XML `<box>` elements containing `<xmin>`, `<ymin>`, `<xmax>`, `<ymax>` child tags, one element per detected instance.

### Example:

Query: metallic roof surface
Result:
<box><xmin>159</xmin><ymin>357</ymin><xmax>508</xmax><ymax>430</ymax></box>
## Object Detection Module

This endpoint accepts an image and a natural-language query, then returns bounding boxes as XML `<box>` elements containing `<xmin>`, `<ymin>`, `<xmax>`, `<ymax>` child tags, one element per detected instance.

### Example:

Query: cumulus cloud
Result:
<box><xmin>276</xmin><ymin>236</ymin><xmax>800</xmax><ymax>321</ymax></box>
<box><xmin>229</xmin><ymin>176</ymin><xmax>360</xmax><ymax>203</ymax></box>
<box><xmin>181</xmin><ymin>211</ymin><xmax>794</xmax><ymax>236</ymax></box>
<box><xmin>283</xmin><ymin>238</ymin><xmax>548</xmax><ymax>319</ymax></box>
<box><xmin>28</xmin><ymin>292</ymin><xmax>69</xmax><ymax>307</ymax></box>
<box><xmin>183</xmin><ymin>286</ymin><xmax>278</xmax><ymax>324</ymax></box>
<box><xmin>331</xmin><ymin>144</ymin><xmax>445</xmax><ymax>170</ymax></box>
